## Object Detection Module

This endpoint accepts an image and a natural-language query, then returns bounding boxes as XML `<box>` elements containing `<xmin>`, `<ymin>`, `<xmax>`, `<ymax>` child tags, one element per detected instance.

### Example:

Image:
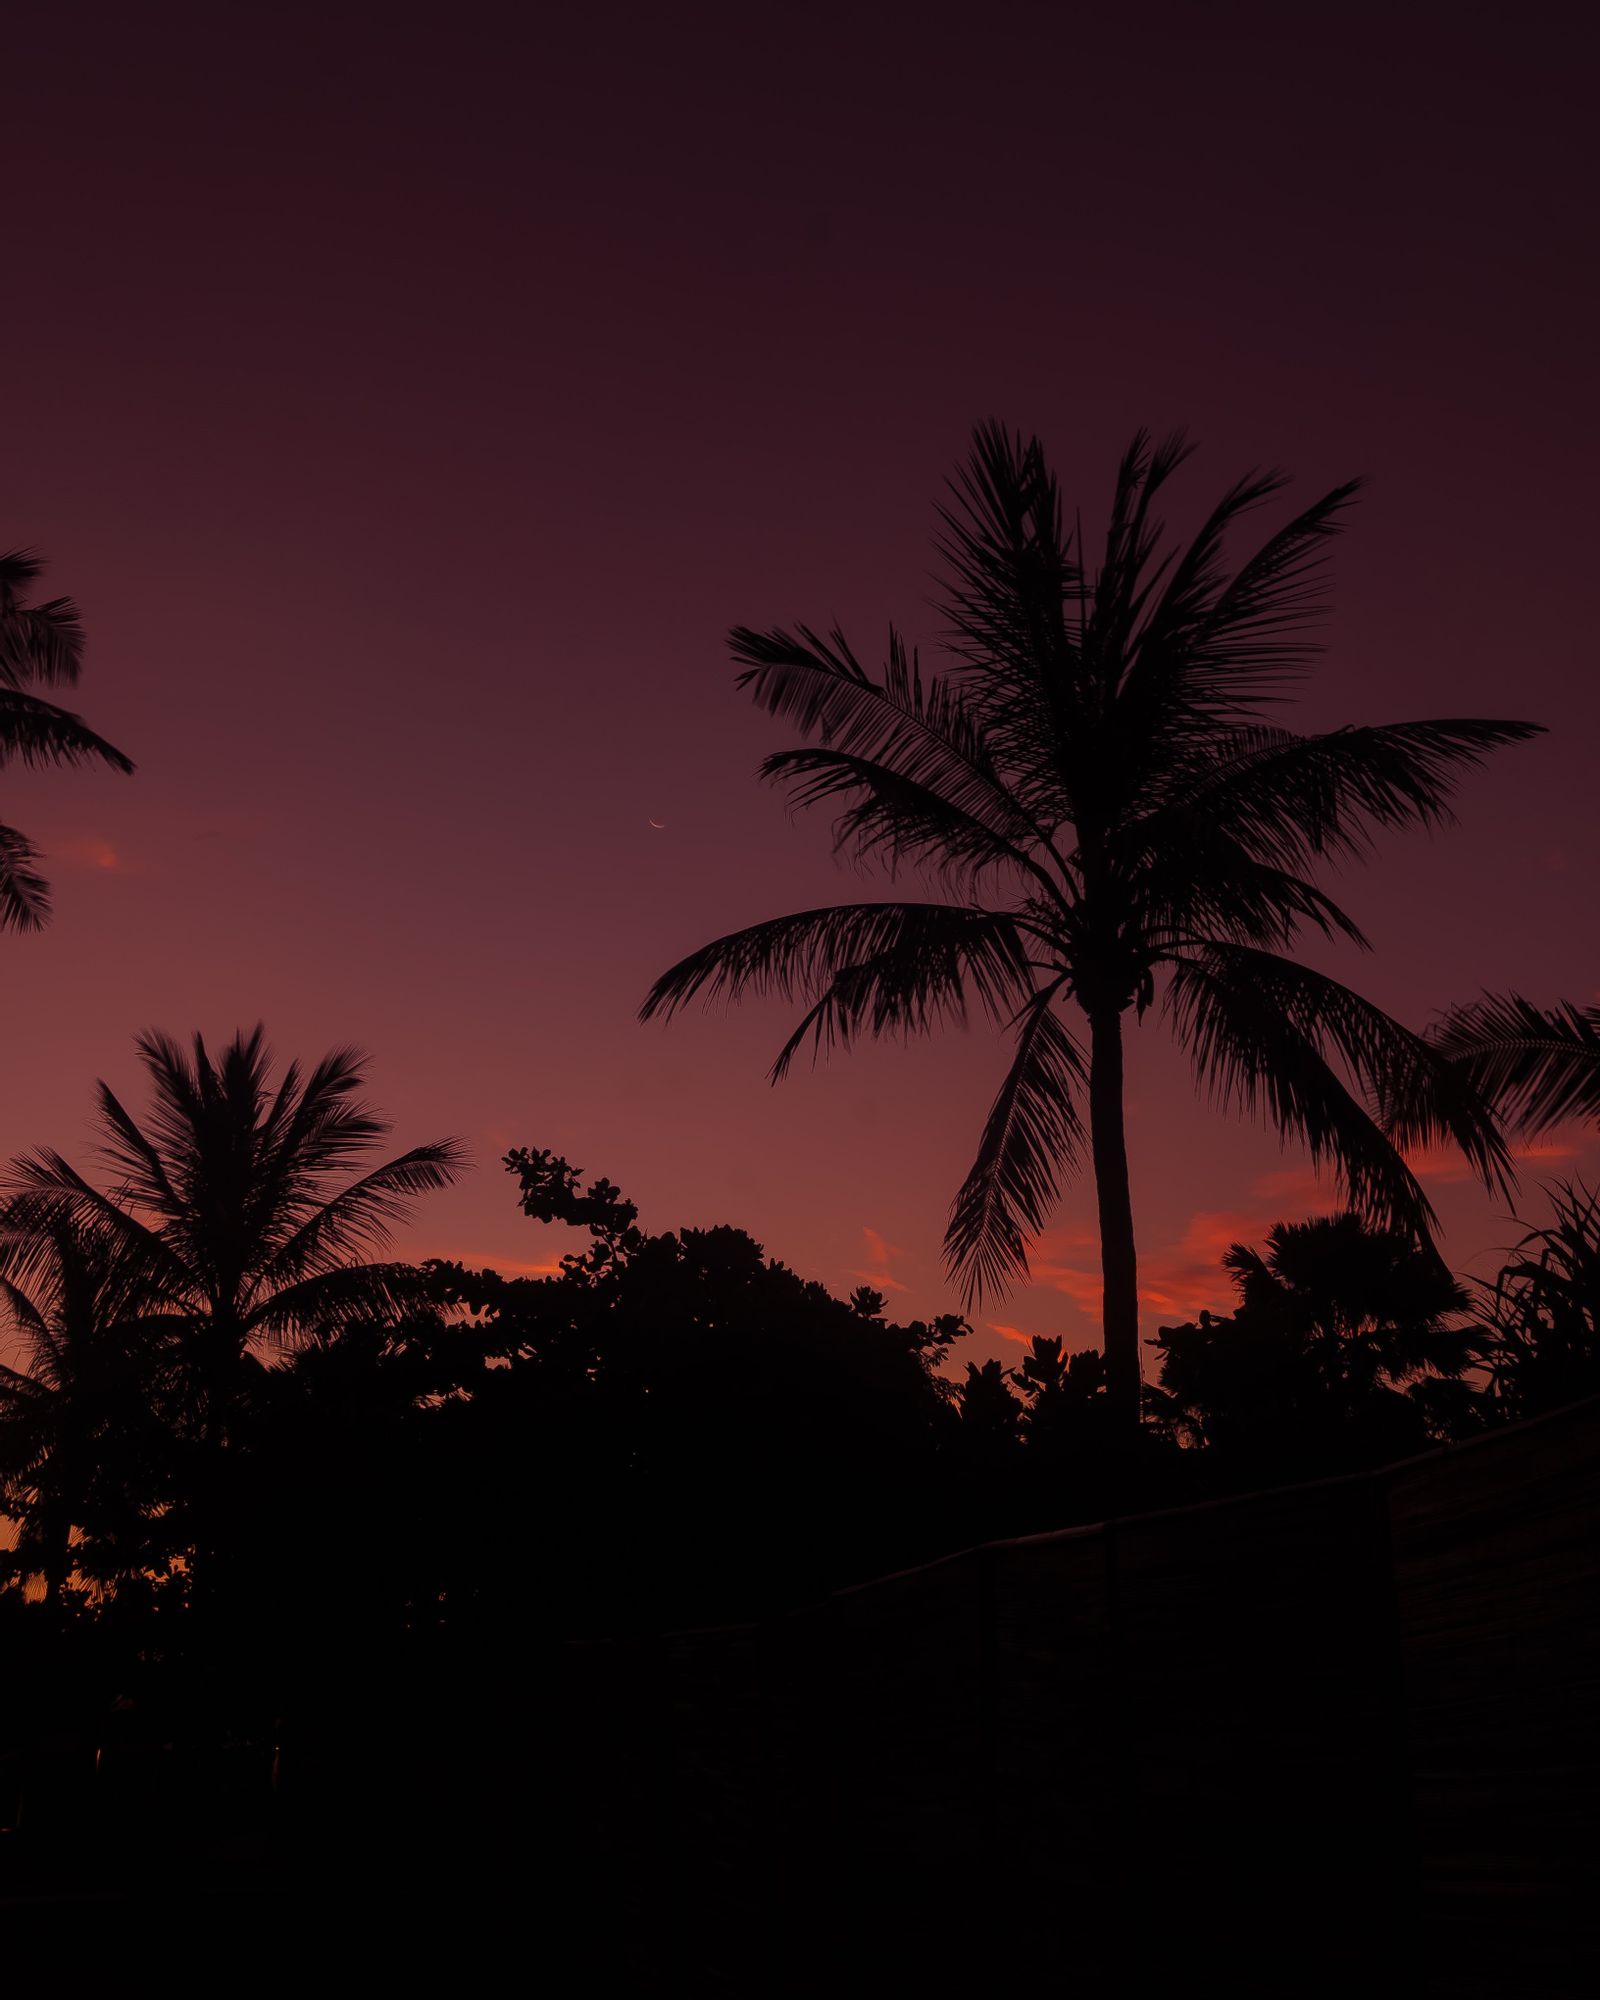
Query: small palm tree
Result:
<box><xmin>644</xmin><ymin>426</ymin><xmax>1536</xmax><ymax>1430</ymax></box>
<box><xmin>0</xmin><ymin>549</ymin><xmax>133</xmax><ymax>930</ymax></box>
<box><xmin>1223</xmin><ymin>1215</ymin><xmax>1473</xmax><ymax>1398</ymax></box>
<box><xmin>1150</xmin><ymin>1214</ymin><xmax>1476</xmax><ymax>1460</ymax></box>
<box><xmin>0</xmin><ymin>1210</ymin><xmax>161</xmax><ymax>1602</ymax></box>
<box><xmin>4</xmin><ymin>1028</ymin><xmax>463</xmax><ymax>1456</ymax></box>
<box><xmin>1434</xmin><ymin>994</ymin><xmax>1600</xmax><ymax>1135</ymax></box>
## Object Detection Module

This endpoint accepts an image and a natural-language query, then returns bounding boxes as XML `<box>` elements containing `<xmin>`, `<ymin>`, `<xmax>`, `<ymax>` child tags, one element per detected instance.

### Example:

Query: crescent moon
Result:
<box><xmin>648</xmin><ymin>818</ymin><xmax>666</xmax><ymax>829</ymax></box>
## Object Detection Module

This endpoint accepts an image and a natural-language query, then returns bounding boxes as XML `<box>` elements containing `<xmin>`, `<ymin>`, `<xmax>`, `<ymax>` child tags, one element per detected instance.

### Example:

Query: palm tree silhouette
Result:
<box><xmin>1150</xmin><ymin>1213</ymin><xmax>1476</xmax><ymax>1461</ymax></box>
<box><xmin>0</xmin><ymin>1209</ymin><xmax>160</xmax><ymax>1603</ymax></box>
<box><xmin>1434</xmin><ymin>994</ymin><xmax>1600</xmax><ymax>1135</ymax></box>
<box><xmin>644</xmin><ymin>426</ymin><xmax>1537</xmax><ymax>1429</ymax></box>
<box><xmin>0</xmin><ymin>549</ymin><xmax>133</xmax><ymax>929</ymax></box>
<box><xmin>3</xmin><ymin>1030</ymin><xmax>462</xmax><ymax>1542</ymax></box>
<box><xmin>1223</xmin><ymin>1214</ymin><xmax>1473</xmax><ymax>1401</ymax></box>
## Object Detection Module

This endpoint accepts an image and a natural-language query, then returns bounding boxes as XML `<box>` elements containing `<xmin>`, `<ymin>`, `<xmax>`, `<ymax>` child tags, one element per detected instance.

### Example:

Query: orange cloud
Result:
<box><xmin>1399</xmin><ymin>1144</ymin><xmax>1475</xmax><ymax>1186</ymax></box>
<box><xmin>57</xmin><ymin>836</ymin><xmax>124</xmax><ymax>872</ymax></box>
<box><xmin>849</xmin><ymin>1224</ymin><xmax>910</xmax><ymax>1294</ymax></box>
<box><xmin>861</xmin><ymin>1225</ymin><xmax>896</xmax><ymax>1267</ymax></box>
<box><xmin>1250</xmin><ymin>1166</ymin><xmax>1335</xmax><ymax>1205</ymax></box>
<box><xmin>436</xmin><ymin>1250</ymin><xmax>566</xmax><ymax>1278</ymax></box>
<box><xmin>1513</xmin><ymin>1139</ymin><xmax>1579</xmax><ymax>1165</ymax></box>
<box><xmin>1032</xmin><ymin>1262</ymin><xmax>1104</xmax><ymax>1312</ymax></box>
<box><xmin>1026</xmin><ymin>1183</ymin><xmax>1347</xmax><ymax>1331</ymax></box>
<box><xmin>1026</xmin><ymin>1227</ymin><xmax>1105</xmax><ymax>1314</ymax></box>
<box><xmin>1133</xmin><ymin>1211</ymin><xmax>1257</xmax><ymax>1320</ymax></box>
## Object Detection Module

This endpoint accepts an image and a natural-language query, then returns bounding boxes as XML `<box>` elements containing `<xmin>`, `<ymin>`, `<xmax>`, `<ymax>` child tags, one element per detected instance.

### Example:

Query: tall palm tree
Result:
<box><xmin>0</xmin><ymin>548</ymin><xmax>133</xmax><ymax>930</ymax></box>
<box><xmin>643</xmin><ymin>426</ymin><xmax>1538</xmax><ymax>1430</ymax></box>
<box><xmin>1434</xmin><ymin>994</ymin><xmax>1600</xmax><ymax>1135</ymax></box>
<box><xmin>3</xmin><ymin>1028</ymin><xmax>463</xmax><ymax>1458</ymax></box>
<box><xmin>0</xmin><ymin>1209</ymin><xmax>161</xmax><ymax>1602</ymax></box>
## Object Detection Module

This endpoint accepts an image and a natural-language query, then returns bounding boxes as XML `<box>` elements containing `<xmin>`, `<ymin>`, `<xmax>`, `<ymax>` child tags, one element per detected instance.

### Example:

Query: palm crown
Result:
<box><xmin>644</xmin><ymin>426</ymin><xmax>1540</xmax><ymax>1426</ymax></box>
<box><xmin>3</xmin><ymin>1028</ymin><xmax>463</xmax><ymax>1435</ymax></box>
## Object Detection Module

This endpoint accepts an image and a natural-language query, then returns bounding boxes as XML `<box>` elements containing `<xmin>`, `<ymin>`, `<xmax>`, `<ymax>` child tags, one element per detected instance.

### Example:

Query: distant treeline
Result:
<box><xmin>2</xmin><ymin>1032</ymin><xmax>1595</xmax><ymax>1683</ymax></box>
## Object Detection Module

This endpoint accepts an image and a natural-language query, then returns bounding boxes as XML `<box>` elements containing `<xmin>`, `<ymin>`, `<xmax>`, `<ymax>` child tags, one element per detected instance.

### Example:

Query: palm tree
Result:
<box><xmin>1149</xmin><ymin>1214</ymin><xmax>1477</xmax><ymax>1460</ymax></box>
<box><xmin>1222</xmin><ymin>1215</ymin><xmax>1474</xmax><ymax>1403</ymax></box>
<box><xmin>1</xmin><ymin>548</ymin><xmax>133</xmax><ymax>930</ymax></box>
<box><xmin>3</xmin><ymin>1028</ymin><xmax>463</xmax><ymax>1493</ymax></box>
<box><xmin>643</xmin><ymin>426</ymin><xmax>1537</xmax><ymax>1431</ymax></box>
<box><xmin>1434</xmin><ymin>994</ymin><xmax>1600</xmax><ymax>1135</ymax></box>
<box><xmin>0</xmin><ymin>1209</ymin><xmax>162</xmax><ymax>1603</ymax></box>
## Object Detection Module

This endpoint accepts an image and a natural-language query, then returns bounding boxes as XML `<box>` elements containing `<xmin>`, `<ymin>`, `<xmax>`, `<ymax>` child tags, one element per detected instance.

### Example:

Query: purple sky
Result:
<box><xmin>3</xmin><ymin>2</ymin><xmax>1595</xmax><ymax>1370</ymax></box>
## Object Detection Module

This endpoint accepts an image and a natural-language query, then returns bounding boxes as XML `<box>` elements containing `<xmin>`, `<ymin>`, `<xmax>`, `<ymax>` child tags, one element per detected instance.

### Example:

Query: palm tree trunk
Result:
<box><xmin>1088</xmin><ymin>1006</ymin><xmax>1141</xmax><ymax>1432</ymax></box>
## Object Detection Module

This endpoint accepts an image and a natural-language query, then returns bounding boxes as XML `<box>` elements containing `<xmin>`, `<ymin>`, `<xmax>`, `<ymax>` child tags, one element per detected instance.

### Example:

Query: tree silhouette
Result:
<box><xmin>0</xmin><ymin>1209</ymin><xmax>164</xmax><ymax>1602</ymax></box>
<box><xmin>427</xmin><ymin>1146</ymin><xmax>973</xmax><ymax>1623</ymax></box>
<box><xmin>0</xmin><ymin>549</ymin><xmax>133</xmax><ymax>930</ymax></box>
<box><xmin>1150</xmin><ymin>1214</ymin><xmax>1477</xmax><ymax>1467</ymax></box>
<box><xmin>953</xmin><ymin>1357</ymin><xmax>1023</xmax><ymax>1454</ymax></box>
<box><xmin>2</xmin><ymin>1028</ymin><xmax>462</xmax><ymax>1576</ymax></box>
<box><xmin>1010</xmin><ymin>1333</ymin><xmax>1107</xmax><ymax>1450</ymax></box>
<box><xmin>1434</xmin><ymin>994</ymin><xmax>1600</xmax><ymax>1135</ymax></box>
<box><xmin>643</xmin><ymin>425</ymin><xmax>1533</xmax><ymax>1428</ymax></box>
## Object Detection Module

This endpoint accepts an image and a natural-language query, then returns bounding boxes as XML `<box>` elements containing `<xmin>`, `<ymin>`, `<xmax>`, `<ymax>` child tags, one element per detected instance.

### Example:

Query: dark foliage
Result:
<box><xmin>1148</xmin><ymin>1214</ymin><xmax>1482</xmax><ymax>1477</ymax></box>
<box><xmin>1</xmin><ymin>1088</ymin><xmax>1595</xmax><ymax>1971</ymax></box>
<box><xmin>1476</xmin><ymin>1180</ymin><xmax>1600</xmax><ymax>1418</ymax></box>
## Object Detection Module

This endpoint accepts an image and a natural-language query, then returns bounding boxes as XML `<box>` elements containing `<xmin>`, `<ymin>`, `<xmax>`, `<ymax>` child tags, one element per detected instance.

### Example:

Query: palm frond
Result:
<box><xmin>1128</xmin><ymin>819</ymin><xmax>1371</xmax><ymax>953</ymax></box>
<box><xmin>0</xmin><ymin>555</ymin><xmax>85</xmax><ymax>687</ymax></box>
<box><xmin>91</xmin><ymin>1081</ymin><xmax>188</xmax><ymax>1224</ymax></box>
<box><xmin>1433</xmin><ymin>993</ymin><xmax>1600</xmax><ymax>1134</ymax></box>
<box><xmin>758</xmin><ymin>745</ymin><xmax>1054</xmax><ymax>891</ymax></box>
<box><xmin>1179</xmin><ymin>942</ymin><xmax>1512</xmax><ymax>1197</ymax></box>
<box><xmin>1087</xmin><ymin>427</ymin><xmax>1194</xmax><ymax>666</ymax></box>
<box><xmin>1168</xmin><ymin>948</ymin><xmax>1444</xmax><ymax>1236</ymax></box>
<box><xmin>1146</xmin><ymin>719</ymin><xmax>1543</xmax><ymax>865</ymax></box>
<box><xmin>0</xmin><ymin>825</ymin><xmax>51</xmax><ymax>931</ymax></box>
<box><xmin>1186</xmin><ymin>480</ymin><xmax>1363</xmax><ymax>675</ymax></box>
<box><xmin>731</xmin><ymin>622</ymin><xmax>1044</xmax><ymax>845</ymax></box>
<box><xmin>1124</xmin><ymin>477</ymin><xmax>1359</xmax><ymax>726</ymax></box>
<box><xmin>763</xmin><ymin>940</ymin><xmax>999</xmax><ymax>1082</ymax></box>
<box><xmin>3</xmin><ymin>1150</ymin><xmax>197</xmax><ymax>1301</ymax></box>
<box><xmin>944</xmin><ymin>985</ymin><xmax>1087</xmax><ymax>1302</ymax></box>
<box><xmin>0</xmin><ymin>688</ymin><xmax>132</xmax><ymax>771</ymax></box>
<box><xmin>0</xmin><ymin>1274</ymin><xmax>51</xmax><ymax>1342</ymax></box>
<box><xmin>933</xmin><ymin>422</ymin><xmax>1081</xmax><ymax>817</ymax></box>
<box><xmin>248</xmin><ymin>1043</ymin><xmax>394</xmax><ymax>1246</ymax></box>
<box><xmin>257</xmin><ymin>1141</ymin><xmax>466</xmax><ymax>1285</ymax></box>
<box><xmin>0</xmin><ymin>549</ymin><xmax>47</xmax><ymax>598</ymax></box>
<box><xmin>245</xmin><ymin>1261</ymin><xmax>435</xmax><ymax>1342</ymax></box>
<box><xmin>123</xmin><ymin>1029</ymin><xmax>220</xmax><ymax>1168</ymax></box>
<box><xmin>642</xmin><ymin>901</ymin><xmax>1033</xmax><ymax>1032</ymax></box>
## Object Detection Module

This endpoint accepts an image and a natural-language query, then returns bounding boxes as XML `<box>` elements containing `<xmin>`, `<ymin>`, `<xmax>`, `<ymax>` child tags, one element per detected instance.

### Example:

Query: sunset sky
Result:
<box><xmin>3</xmin><ymin>2</ymin><xmax>1595</xmax><ymax>1373</ymax></box>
